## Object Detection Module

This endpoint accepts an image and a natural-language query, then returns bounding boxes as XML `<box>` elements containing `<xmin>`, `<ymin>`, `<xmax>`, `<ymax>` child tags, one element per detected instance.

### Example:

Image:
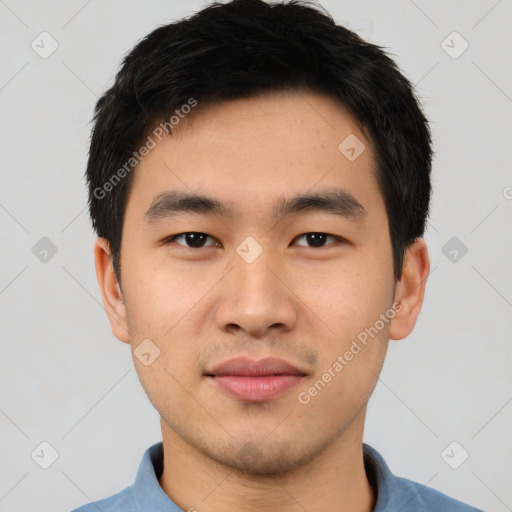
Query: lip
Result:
<box><xmin>205</xmin><ymin>357</ymin><xmax>307</xmax><ymax>402</ymax></box>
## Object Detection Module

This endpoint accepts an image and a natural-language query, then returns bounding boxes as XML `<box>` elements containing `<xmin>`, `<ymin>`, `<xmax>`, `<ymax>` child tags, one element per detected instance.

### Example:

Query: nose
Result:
<box><xmin>214</xmin><ymin>245</ymin><xmax>299</xmax><ymax>338</ymax></box>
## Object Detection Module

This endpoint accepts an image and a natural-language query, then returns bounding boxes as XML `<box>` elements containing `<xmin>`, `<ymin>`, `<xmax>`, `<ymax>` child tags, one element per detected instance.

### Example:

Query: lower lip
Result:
<box><xmin>209</xmin><ymin>375</ymin><xmax>305</xmax><ymax>402</ymax></box>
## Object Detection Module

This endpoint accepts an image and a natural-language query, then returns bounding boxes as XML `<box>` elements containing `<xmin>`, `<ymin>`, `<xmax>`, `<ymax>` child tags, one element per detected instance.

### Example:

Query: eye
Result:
<box><xmin>165</xmin><ymin>232</ymin><xmax>220</xmax><ymax>248</ymax></box>
<box><xmin>164</xmin><ymin>232</ymin><xmax>345</xmax><ymax>249</ymax></box>
<box><xmin>293</xmin><ymin>232</ymin><xmax>343</xmax><ymax>247</ymax></box>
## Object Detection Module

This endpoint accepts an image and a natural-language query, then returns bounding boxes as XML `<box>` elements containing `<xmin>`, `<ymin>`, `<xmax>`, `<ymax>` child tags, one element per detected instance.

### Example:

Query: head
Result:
<box><xmin>89</xmin><ymin>0</ymin><xmax>431</xmax><ymax>474</ymax></box>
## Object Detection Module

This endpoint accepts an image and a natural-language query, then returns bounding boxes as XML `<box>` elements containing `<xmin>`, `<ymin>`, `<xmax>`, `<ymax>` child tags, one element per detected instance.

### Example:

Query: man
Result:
<box><xmin>73</xmin><ymin>0</ymin><xmax>482</xmax><ymax>510</ymax></box>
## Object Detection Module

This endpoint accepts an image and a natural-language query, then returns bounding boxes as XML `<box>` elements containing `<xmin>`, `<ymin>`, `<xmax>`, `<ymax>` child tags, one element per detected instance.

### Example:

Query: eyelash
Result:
<box><xmin>163</xmin><ymin>232</ymin><xmax>347</xmax><ymax>249</ymax></box>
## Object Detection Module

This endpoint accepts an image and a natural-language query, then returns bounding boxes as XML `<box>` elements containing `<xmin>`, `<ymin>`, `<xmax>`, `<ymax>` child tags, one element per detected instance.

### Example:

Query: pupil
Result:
<box><xmin>186</xmin><ymin>233</ymin><xmax>206</xmax><ymax>247</ymax></box>
<box><xmin>307</xmin><ymin>233</ymin><xmax>326</xmax><ymax>247</ymax></box>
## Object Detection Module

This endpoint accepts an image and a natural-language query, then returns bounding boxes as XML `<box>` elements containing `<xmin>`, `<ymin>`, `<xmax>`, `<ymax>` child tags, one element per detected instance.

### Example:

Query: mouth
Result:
<box><xmin>204</xmin><ymin>357</ymin><xmax>308</xmax><ymax>402</ymax></box>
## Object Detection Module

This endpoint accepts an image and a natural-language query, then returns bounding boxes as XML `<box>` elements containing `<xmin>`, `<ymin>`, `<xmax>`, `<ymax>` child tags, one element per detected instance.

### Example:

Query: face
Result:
<box><xmin>98</xmin><ymin>91</ymin><xmax>423</xmax><ymax>474</ymax></box>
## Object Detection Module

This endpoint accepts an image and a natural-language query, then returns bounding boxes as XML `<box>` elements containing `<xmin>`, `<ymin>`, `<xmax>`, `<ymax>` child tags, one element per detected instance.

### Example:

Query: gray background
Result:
<box><xmin>0</xmin><ymin>0</ymin><xmax>511</xmax><ymax>511</ymax></box>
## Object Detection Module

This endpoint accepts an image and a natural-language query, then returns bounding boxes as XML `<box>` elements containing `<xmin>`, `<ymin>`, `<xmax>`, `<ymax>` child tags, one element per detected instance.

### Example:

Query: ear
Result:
<box><xmin>94</xmin><ymin>237</ymin><xmax>130</xmax><ymax>344</ymax></box>
<box><xmin>388</xmin><ymin>238</ymin><xmax>430</xmax><ymax>340</ymax></box>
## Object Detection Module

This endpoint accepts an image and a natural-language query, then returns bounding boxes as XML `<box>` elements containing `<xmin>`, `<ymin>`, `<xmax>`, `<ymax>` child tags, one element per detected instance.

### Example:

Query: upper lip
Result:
<box><xmin>205</xmin><ymin>357</ymin><xmax>307</xmax><ymax>377</ymax></box>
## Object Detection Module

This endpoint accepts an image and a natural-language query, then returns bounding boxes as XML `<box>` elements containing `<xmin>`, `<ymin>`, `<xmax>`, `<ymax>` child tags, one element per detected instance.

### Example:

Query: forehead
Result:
<box><xmin>125</xmin><ymin>91</ymin><xmax>383</xmax><ymax>219</ymax></box>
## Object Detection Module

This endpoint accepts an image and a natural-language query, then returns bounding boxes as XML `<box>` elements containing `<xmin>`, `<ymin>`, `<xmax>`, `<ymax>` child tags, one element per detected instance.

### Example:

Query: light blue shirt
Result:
<box><xmin>71</xmin><ymin>442</ymin><xmax>483</xmax><ymax>511</ymax></box>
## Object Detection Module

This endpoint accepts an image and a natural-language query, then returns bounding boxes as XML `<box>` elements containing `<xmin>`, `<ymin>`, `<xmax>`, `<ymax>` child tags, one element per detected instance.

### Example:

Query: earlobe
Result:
<box><xmin>94</xmin><ymin>237</ymin><xmax>130</xmax><ymax>344</ymax></box>
<box><xmin>388</xmin><ymin>238</ymin><xmax>430</xmax><ymax>341</ymax></box>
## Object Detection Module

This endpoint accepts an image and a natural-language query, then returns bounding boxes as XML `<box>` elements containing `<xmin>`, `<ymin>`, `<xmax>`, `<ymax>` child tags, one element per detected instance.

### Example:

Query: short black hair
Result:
<box><xmin>86</xmin><ymin>0</ymin><xmax>432</xmax><ymax>281</ymax></box>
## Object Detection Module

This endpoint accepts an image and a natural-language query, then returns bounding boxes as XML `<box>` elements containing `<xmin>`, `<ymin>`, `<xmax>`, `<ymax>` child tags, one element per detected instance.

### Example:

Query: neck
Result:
<box><xmin>158</xmin><ymin>416</ymin><xmax>375</xmax><ymax>512</ymax></box>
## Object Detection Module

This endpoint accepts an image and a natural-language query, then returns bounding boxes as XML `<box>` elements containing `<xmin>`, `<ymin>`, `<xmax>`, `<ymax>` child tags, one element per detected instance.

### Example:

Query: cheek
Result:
<box><xmin>303</xmin><ymin>262</ymin><xmax>393</xmax><ymax>336</ymax></box>
<box><xmin>123</xmin><ymin>255</ymin><xmax>203</xmax><ymax>337</ymax></box>
<box><xmin>122</xmin><ymin>257</ymin><xmax>217</xmax><ymax>381</ymax></box>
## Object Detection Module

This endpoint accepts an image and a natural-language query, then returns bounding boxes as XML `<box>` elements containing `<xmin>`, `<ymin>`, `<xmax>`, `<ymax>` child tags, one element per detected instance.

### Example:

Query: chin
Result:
<box><xmin>198</xmin><ymin>436</ymin><xmax>328</xmax><ymax>476</ymax></box>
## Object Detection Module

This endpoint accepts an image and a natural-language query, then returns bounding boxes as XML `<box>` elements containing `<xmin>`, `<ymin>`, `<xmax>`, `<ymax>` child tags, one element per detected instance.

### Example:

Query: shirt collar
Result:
<box><xmin>132</xmin><ymin>442</ymin><xmax>180</xmax><ymax>511</ymax></box>
<box><xmin>363</xmin><ymin>442</ymin><xmax>395</xmax><ymax>510</ymax></box>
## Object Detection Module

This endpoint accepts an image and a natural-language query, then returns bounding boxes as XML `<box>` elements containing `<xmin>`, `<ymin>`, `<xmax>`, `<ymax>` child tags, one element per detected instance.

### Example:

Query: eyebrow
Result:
<box><xmin>144</xmin><ymin>189</ymin><xmax>367</xmax><ymax>223</ymax></box>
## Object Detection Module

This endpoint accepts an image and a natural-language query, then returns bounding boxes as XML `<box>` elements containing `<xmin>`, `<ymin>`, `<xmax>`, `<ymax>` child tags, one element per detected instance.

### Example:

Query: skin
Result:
<box><xmin>95</xmin><ymin>91</ymin><xmax>430</xmax><ymax>512</ymax></box>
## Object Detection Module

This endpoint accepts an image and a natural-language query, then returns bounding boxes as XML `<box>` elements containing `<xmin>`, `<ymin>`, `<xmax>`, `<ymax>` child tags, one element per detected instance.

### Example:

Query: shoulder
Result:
<box><xmin>363</xmin><ymin>443</ymin><xmax>483</xmax><ymax>512</ymax></box>
<box><xmin>69</xmin><ymin>442</ymin><xmax>164</xmax><ymax>512</ymax></box>
<box><xmin>392</xmin><ymin>474</ymin><xmax>483</xmax><ymax>511</ymax></box>
<box><xmin>70</xmin><ymin>485</ymin><xmax>136</xmax><ymax>512</ymax></box>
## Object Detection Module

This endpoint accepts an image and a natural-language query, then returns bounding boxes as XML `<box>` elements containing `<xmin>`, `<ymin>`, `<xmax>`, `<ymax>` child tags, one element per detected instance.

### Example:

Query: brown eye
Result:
<box><xmin>294</xmin><ymin>233</ymin><xmax>340</xmax><ymax>247</ymax></box>
<box><xmin>167</xmin><ymin>232</ymin><xmax>218</xmax><ymax>248</ymax></box>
